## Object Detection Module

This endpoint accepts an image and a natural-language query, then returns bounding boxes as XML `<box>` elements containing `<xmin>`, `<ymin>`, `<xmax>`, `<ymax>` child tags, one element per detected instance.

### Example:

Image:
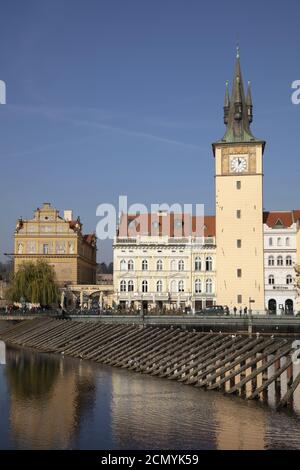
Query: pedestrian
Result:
<box><xmin>233</xmin><ymin>306</ymin><xmax>237</xmax><ymax>316</ymax></box>
<box><xmin>239</xmin><ymin>307</ymin><xmax>242</xmax><ymax>317</ymax></box>
<box><xmin>244</xmin><ymin>306</ymin><xmax>248</xmax><ymax>316</ymax></box>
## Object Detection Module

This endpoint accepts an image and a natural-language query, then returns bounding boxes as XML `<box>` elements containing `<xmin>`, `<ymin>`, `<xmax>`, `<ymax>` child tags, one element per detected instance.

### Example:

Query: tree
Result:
<box><xmin>97</xmin><ymin>262</ymin><xmax>113</xmax><ymax>274</ymax></box>
<box><xmin>7</xmin><ymin>260</ymin><xmax>59</xmax><ymax>306</ymax></box>
<box><xmin>0</xmin><ymin>261</ymin><xmax>13</xmax><ymax>281</ymax></box>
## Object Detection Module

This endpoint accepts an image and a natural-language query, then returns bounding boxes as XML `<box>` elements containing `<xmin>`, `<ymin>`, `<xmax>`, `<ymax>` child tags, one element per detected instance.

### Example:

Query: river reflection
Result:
<box><xmin>1</xmin><ymin>341</ymin><xmax>300</xmax><ymax>449</ymax></box>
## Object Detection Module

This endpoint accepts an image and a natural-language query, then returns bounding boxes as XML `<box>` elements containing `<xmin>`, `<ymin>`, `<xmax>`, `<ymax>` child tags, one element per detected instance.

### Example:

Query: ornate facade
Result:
<box><xmin>14</xmin><ymin>203</ymin><xmax>97</xmax><ymax>285</ymax></box>
<box><xmin>113</xmin><ymin>213</ymin><xmax>216</xmax><ymax>312</ymax></box>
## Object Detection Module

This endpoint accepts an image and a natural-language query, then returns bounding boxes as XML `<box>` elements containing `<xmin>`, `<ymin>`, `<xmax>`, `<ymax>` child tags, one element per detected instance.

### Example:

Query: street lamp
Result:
<box><xmin>248</xmin><ymin>297</ymin><xmax>255</xmax><ymax>337</ymax></box>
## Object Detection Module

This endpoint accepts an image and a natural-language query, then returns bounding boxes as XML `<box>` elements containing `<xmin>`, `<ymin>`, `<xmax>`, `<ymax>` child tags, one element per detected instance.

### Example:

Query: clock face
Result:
<box><xmin>230</xmin><ymin>156</ymin><xmax>248</xmax><ymax>173</ymax></box>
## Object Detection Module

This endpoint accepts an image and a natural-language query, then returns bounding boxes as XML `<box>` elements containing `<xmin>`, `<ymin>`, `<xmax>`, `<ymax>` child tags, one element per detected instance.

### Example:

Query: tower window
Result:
<box><xmin>237</xmin><ymin>239</ymin><xmax>242</xmax><ymax>248</ymax></box>
<box><xmin>236</xmin><ymin>210</ymin><xmax>241</xmax><ymax>219</ymax></box>
<box><xmin>236</xmin><ymin>181</ymin><xmax>241</xmax><ymax>190</ymax></box>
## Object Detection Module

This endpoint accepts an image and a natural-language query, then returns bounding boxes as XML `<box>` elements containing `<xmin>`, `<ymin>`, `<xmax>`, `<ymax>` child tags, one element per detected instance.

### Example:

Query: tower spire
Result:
<box><xmin>223</xmin><ymin>81</ymin><xmax>230</xmax><ymax>125</ymax></box>
<box><xmin>216</xmin><ymin>47</ymin><xmax>260</xmax><ymax>144</ymax></box>
<box><xmin>246</xmin><ymin>81</ymin><xmax>253</xmax><ymax>123</ymax></box>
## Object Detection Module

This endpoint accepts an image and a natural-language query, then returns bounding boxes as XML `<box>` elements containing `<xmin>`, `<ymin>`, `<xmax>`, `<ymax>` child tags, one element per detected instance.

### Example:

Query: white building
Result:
<box><xmin>113</xmin><ymin>213</ymin><xmax>216</xmax><ymax>312</ymax></box>
<box><xmin>264</xmin><ymin>211</ymin><xmax>299</xmax><ymax>314</ymax></box>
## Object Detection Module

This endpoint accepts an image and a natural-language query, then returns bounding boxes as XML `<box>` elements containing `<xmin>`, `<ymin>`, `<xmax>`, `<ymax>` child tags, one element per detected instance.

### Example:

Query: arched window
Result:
<box><xmin>268</xmin><ymin>275</ymin><xmax>275</xmax><ymax>285</ymax></box>
<box><xmin>269</xmin><ymin>238</ymin><xmax>273</xmax><ymax>247</ymax></box>
<box><xmin>268</xmin><ymin>256</ymin><xmax>274</xmax><ymax>266</ymax></box>
<box><xmin>120</xmin><ymin>259</ymin><xmax>127</xmax><ymax>271</ymax></box>
<box><xmin>178</xmin><ymin>280</ymin><xmax>184</xmax><ymax>292</ymax></box>
<box><xmin>128</xmin><ymin>259</ymin><xmax>134</xmax><ymax>271</ymax></box>
<box><xmin>286</xmin><ymin>256</ymin><xmax>292</xmax><ymax>266</ymax></box>
<box><xmin>195</xmin><ymin>257</ymin><xmax>202</xmax><ymax>271</ymax></box>
<box><xmin>128</xmin><ymin>280</ymin><xmax>134</xmax><ymax>292</ymax></box>
<box><xmin>286</xmin><ymin>275</ymin><xmax>293</xmax><ymax>285</ymax></box>
<box><xmin>171</xmin><ymin>260</ymin><xmax>177</xmax><ymax>271</ymax></box>
<box><xmin>195</xmin><ymin>279</ymin><xmax>202</xmax><ymax>294</ymax></box>
<box><xmin>142</xmin><ymin>259</ymin><xmax>148</xmax><ymax>271</ymax></box>
<box><xmin>206</xmin><ymin>278</ymin><xmax>213</xmax><ymax>294</ymax></box>
<box><xmin>277</xmin><ymin>237</ymin><xmax>282</xmax><ymax>247</ymax></box>
<box><xmin>268</xmin><ymin>299</ymin><xmax>277</xmax><ymax>312</ymax></box>
<box><xmin>277</xmin><ymin>256</ymin><xmax>283</xmax><ymax>266</ymax></box>
<box><xmin>206</xmin><ymin>257</ymin><xmax>213</xmax><ymax>272</ymax></box>
<box><xmin>156</xmin><ymin>280</ymin><xmax>163</xmax><ymax>293</ymax></box>
<box><xmin>142</xmin><ymin>280</ymin><xmax>148</xmax><ymax>293</ymax></box>
<box><xmin>120</xmin><ymin>280</ymin><xmax>126</xmax><ymax>292</ymax></box>
<box><xmin>178</xmin><ymin>260</ymin><xmax>184</xmax><ymax>271</ymax></box>
<box><xmin>170</xmin><ymin>280</ymin><xmax>177</xmax><ymax>293</ymax></box>
<box><xmin>157</xmin><ymin>259</ymin><xmax>163</xmax><ymax>271</ymax></box>
<box><xmin>286</xmin><ymin>237</ymin><xmax>290</xmax><ymax>247</ymax></box>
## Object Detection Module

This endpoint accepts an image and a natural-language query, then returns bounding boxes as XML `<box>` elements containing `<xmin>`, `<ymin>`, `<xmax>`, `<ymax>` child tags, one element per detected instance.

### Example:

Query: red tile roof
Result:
<box><xmin>118</xmin><ymin>213</ymin><xmax>216</xmax><ymax>238</ymax></box>
<box><xmin>263</xmin><ymin>211</ymin><xmax>300</xmax><ymax>228</ymax></box>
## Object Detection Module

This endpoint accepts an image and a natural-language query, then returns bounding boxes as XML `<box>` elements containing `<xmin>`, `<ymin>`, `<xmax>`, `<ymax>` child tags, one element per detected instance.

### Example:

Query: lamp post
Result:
<box><xmin>248</xmin><ymin>297</ymin><xmax>255</xmax><ymax>337</ymax></box>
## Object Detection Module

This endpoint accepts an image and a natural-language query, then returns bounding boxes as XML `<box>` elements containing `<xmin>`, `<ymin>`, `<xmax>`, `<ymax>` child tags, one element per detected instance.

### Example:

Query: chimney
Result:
<box><xmin>64</xmin><ymin>210</ymin><xmax>73</xmax><ymax>222</ymax></box>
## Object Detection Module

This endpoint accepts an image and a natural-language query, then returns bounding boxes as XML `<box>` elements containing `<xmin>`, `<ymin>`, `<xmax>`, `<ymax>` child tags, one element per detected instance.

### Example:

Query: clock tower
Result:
<box><xmin>212</xmin><ymin>48</ymin><xmax>265</xmax><ymax>312</ymax></box>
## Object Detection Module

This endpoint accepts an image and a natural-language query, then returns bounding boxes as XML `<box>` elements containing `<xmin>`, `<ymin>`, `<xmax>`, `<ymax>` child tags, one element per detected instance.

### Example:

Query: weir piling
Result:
<box><xmin>1</xmin><ymin>318</ymin><xmax>300</xmax><ymax>412</ymax></box>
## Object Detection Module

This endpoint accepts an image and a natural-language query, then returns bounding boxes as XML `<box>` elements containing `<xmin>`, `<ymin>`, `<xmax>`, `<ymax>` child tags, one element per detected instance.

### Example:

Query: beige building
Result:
<box><xmin>113</xmin><ymin>213</ymin><xmax>216</xmax><ymax>312</ymax></box>
<box><xmin>213</xmin><ymin>49</ymin><xmax>265</xmax><ymax>313</ymax></box>
<box><xmin>14</xmin><ymin>203</ymin><xmax>97</xmax><ymax>286</ymax></box>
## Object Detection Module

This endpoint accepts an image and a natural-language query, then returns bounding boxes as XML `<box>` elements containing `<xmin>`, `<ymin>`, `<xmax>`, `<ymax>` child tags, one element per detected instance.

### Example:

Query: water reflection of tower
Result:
<box><xmin>6</xmin><ymin>347</ymin><xmax>96</xmax><ymax>449</ymax></box>
<box><xmin>214</xmin><ymin>396</ymin><xmax>266</xmax><ymax>450</ymax></box>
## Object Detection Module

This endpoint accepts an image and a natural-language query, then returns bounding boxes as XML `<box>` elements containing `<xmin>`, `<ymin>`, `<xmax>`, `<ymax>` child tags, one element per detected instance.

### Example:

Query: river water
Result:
<box><xmin>1</xmin><ymin>322</ymin><xmax>300</xmax><ymax>450</ymax></box>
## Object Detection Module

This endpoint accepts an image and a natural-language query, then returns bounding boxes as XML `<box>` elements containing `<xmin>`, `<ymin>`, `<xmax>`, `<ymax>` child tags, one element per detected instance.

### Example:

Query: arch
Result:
<box><xmin>285</xmin><ymin>299</ymin><xmax>294</xmax><ymax>313</ymax></box>
<box><xmin>195</xmin><ymin>257</ymin><xmax>202</xmax><ymax>271</ymax></box>
<box><xmin>120</xmin><ymin>280</ymin><xmax>126</xmax><ymax>292</ymax></box>
<box><xmin>178</xmin><ymin>280</ymin><xmax>184</xmax><ymax>292</ymax></box>
<box><xmin>286</xmin><ymin>256</ymin><xmax>292</xmax><ymax>266</ymax></box>
<box><xmin>170</xmin><ymin>280</ymin><xmax>177</xmax><ymax>293</ymax></box>
<box><xmin>268</xmin><ymin>256</ymin><xmax>274</xmax><ymax>267</ymax></box>
<box><xmin>206</xmin><ymin>278</ymin><xmax>213</xmax><ymax>294</ymax></box>
<box><xmin>277</xmin><ymin>256</ymin><xmax>283</xmax><ymax>266</ymax></box>
<box><xmin>206</xmin><ymin>256</ymin><xmax>213</xmax><ymax>272</ymax></box>
<box><xmin>268</xmin><ymin>299</ymin><xmax>277</xmax><ymax>313</ymax></box>
<box><xmin>156</xmin><ymin>280</ymin><xmax>163</xmax><ymax>293</ymax></box>
<box><xmin>142</xmin><ymin>259</ymin><xmax>148</xmax><ymax>271</ymax></box>
<box><xmin>195</xmin><ymin>279</ymin><xmax>202</xmax><ymax>294</ymax></box>
<box><xmin>120</xmin><ymin>259</ymin><xmax>127</xmax><ymax>271</ymax></box>
<box><xmin>142</xmin><ymin>280</ymin><xmax>148</xmax><ymax>293</ymax></box>
<box><xmin>128</xmin><ymin>280</ymin><xmax>134</xmax><ymax>292</ymax></box>
<box><xmin>268</xmin><ymin>274</ymin><xmax>275</xmax><ymax>285</ymax></box>
<box><xmin>156</xmin><ymin>259</ymin><xmax>163</xmax><ymax>271</ymax></box>
<box><xmin>178</xmin><ymin>260</ymin><xmax>184</xmax><ymax>271</ymax></box>
<box><xmin>128</xmin><ymin>259</ymin><xmax>134</xmax><ymax>271</ymax></box>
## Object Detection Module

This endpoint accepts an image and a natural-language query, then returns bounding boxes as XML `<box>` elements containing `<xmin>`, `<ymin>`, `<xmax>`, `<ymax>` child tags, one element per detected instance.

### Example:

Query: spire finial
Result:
<box><xmin>236</xmin><ymin>44</ymin><xmax>240</xmax><ymax>59</ymax></box>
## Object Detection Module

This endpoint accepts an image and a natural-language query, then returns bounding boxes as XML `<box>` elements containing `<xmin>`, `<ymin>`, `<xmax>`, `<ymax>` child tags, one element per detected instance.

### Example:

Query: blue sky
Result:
<box><xmin>0</xmin><ymin>0</ymin><xmax>299</xmax><ymax>263</ymax></box>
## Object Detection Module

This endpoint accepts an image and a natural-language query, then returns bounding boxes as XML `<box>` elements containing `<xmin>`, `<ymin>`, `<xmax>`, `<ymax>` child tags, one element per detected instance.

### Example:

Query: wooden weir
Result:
<box><xmin>1</xmin><ymin>319</ymin><xmax>300</xmax><ymax>412</ymax></box>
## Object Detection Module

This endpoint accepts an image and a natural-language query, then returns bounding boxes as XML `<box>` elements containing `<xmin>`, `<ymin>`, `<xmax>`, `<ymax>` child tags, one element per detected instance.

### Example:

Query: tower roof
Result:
<box><xmin>213</xmin><ymin>48</ymin><xmax>265</xmax><ymax>151</ymax></box>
